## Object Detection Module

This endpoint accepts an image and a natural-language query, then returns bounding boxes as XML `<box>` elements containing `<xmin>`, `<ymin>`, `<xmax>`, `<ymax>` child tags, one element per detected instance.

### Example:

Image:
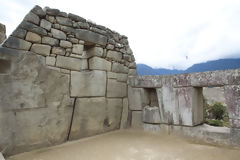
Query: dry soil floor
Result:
<box><xmin>7</xmin><ymin>129</ymin><xmax>240</xmax><ymax>160</ymax></box>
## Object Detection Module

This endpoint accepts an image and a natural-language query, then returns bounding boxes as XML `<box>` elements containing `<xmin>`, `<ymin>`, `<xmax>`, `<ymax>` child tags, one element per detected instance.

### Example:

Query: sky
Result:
<box><xmin>1</xmin><ymin>0</ymin><xmax>240</xmax><ymax>70</ymax></box>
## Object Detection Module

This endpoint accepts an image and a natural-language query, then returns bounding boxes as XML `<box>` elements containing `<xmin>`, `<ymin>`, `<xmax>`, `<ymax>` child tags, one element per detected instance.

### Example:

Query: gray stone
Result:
<box><xmin>68</xmin><ymin>37</ymin><xmax>79</xmax><ymax>44</ymax></box>
<box><xmin>75</xmin><ymin>29</ymin><xmax>107</xmax><ymax>46</ymax></box>
<box><xmin>68</xmin><ymin>13</ymin><xmax>86</xmax><ymax>22</ymax></box>
<box><xmin>142</xmin><ymin>106</ymin><xmax>161</xmax><ymax>124</ymax></box>
<box><xmin>70</xmin><ymin>70</ymin><xmax>106</xmax><ymax>97</ymax></box>
<box><xmin>56</xmin><ymin>17</ymin><xmax>72</xmax><ymax>26</ymax></box>
<box><xmin>116</xmin><ymin>73</ymin><xmax>128</xmax><ymax>82</ymax></box>
<box><xmin>108</xmin><ymin>72</ymin><xmax>117</xmax><ymax>79</ymax></box>
<box><xmin>31</xmin><ymin>5</ymin><xmax>46</xmax><ymax>17</ymax></box>
<box><xmin>123</xmin><ymin>54</ymin><xmax>131</xmax><ymax>61</ymax></box>
<box><xmin>46</xmin><ymin>15</ymin><xmax>55</xmax><ymax>23</ymax></box>
<box><xmin>42</xmin><ymin>37</ymin><xmax>59</xmax><ymax>46</ymax></box>
<box><xmin>61</xmin><ymin>26</ymin><xmax>75</xmax><ymax>35</ymax></box>
<box><xmin>128</xmin><ymin>62</ymin><xmax>136</xmax><ymax>69</ymax></box>
<box><xmin>3</xmin><ymin>36</ymin><xmax>32</xmax><ymax>51</ymax></box>
<box><xmin>0</xmin><ymin>49</ymin><xmax>72</xmax><ymax>155</ymax></box>
<box><xmin>69</xmin><ymin>97</ymin><xmax>122</xmax><ymax>140</ymax></box>
<box><xmin>46</xmin><ymin>56</ymin><xmax>56</xmax><ymax>66</ymax></box>
<box><xmin>107</xmin><ymin>79</ymin><xmax>127</xmax><ymax>98</ymax></box>
<box><xmin>40</xmin><ymin>19</ymin><xmax>52</xmax><ymax>31</ymax></box>
<box><xmin>45</xmin><ymin>7</ymin><xmax>60</xmax><ymax>16</ymax></box>
<box><xmin>52</xmin><ymin>47</ymin><xmax>65</xmax><ymax>55</ymax></box>
<box><xmin>106</xmin><ymin>44</ymin><xmax>114</xmax><ymax>50</ymax></box>
<box><xmin>72</xmin><ymin>44</ymin><xmax>83</xmax><ymax>54</ymax></box>
<box><xmin>20</xmin><ymin>21</ymin><xmax>47</xmax><ymax>36</ymax></box>
<box><xmin>128</xmin><ymin>87</ymin><xmax>149</xmax><ymax>110</ymax></box>
<box><xmin>51</xmin><ymin>28</ymin><xmax>66</xmax><ymax>40</ymax></box>
<box><xmin>31</xmin><ymin>44</ymin><xmax>51</xmax><ymax>56</ymax></box>
<box><xmin>25</xmin><ymin>32</ymin><xmax>41</xmax><ymax>43</ymax></box>
<box><xmin>77</xmin><ymin>22</ymin><xmax>89</xmax><ymax>29</ymax></box>
<box><xmin>112</xmin><ymin>62</ymin><xmax>129</xmax><ymax>74</ymax></box>
<box><xmin>24</xmin><ymin>12</ymin><xmax>40</xmax><ymax>25</ymax></box>
<box><xmin>129</xmin><ymin>69</ymin><xmax>138</xmax><ymax>76</ymax></box>
<box><xmin>86</xmin><ymin>46</ymin><xmax>104</xmax><ymax>58</ymax></box>
<box><xmin>89</xmin><ymin>57</ymin><xmax>111</xmax><ymax>71</ymax></box>
<box><xmin>106</xmin><ymin>50</ymin><xmax>122</xmax><ymax>62</ymax></box>
<box><xmin>56</xmin><ymin>56</ymin><xmax>83</xmax><ymax>71</ymax></box>
<box><xmin>131</xmin><ymin>111</ymin><xmax>143</xmax><ymax>129</ymax></box>
<box><xmin>11</xmin><ymin>28</ymin><xmax>27</xmax><ymax>39</ymax></box>
<box><xmin>60</xmin><ymin>40</ymin><xmax>72</xmax><ymax>48</ymax></box>
<box><xmin>58</xmin><ymin>11</ymin><xmax>68</xmax><ymax>17</ymax></box>
<box><xmin>120</xmin><ymin>98</ymin><xmax>129</xmax><ymax>129</ymax></box>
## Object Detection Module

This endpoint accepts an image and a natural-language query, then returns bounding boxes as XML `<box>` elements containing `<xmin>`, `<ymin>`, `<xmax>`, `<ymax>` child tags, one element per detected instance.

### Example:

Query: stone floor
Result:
<box><xmin>7</xmin><ymin>129</ymin><xmax>240</xmax><ymax>160</ymax></box>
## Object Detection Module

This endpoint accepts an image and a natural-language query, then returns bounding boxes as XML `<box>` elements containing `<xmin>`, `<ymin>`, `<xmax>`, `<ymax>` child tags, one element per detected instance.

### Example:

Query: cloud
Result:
<box><xmin>1</xmin><ymin>0</ymin><xmax>240</xmax><ymax>69</ymax></box>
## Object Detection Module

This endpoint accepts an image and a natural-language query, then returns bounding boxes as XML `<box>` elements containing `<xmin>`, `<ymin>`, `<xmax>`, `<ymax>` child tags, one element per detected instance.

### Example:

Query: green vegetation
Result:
<box><xmin>203</xmin><ymin>97</ymin><xmax>230</xmax><ymax>127</ymax></box>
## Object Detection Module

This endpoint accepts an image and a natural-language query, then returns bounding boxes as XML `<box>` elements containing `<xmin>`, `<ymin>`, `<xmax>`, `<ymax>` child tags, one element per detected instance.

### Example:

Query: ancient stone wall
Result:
<box><xmin>127</xmin><ymin>69</ymin><xmax>240</xmax><ymax>146</ymax></box>
<box><xmin>0</xmin><ymin>5</ymin><xmax>137</xmax><ymax>156</ymax></box>
<box><xmin>0</xmin><ymin>23</ymin><xmax>6</xmax><ymax>43</ymax></box>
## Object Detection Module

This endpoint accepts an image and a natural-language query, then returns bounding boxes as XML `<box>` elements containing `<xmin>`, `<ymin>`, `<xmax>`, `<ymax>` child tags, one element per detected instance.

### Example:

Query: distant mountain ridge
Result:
<box><xmin>137</xmin><ymin>58</ymin><xmax>240</xmax><ymax>76</ymax></box>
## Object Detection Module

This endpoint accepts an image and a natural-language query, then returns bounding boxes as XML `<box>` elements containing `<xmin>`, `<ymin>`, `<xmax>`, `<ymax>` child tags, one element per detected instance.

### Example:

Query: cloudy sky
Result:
<box><xmin>1</xmin><ymin>0</ymin><xmax>240</xmax><ymax>70</ymax></box>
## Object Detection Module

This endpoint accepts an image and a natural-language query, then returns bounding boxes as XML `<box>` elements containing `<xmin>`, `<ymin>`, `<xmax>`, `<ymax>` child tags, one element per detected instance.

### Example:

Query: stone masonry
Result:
<box><xmin>1</xmin><ymin>4</ymin><xmax>240</xmax><ymax>157</ymax></box>
<box><xmin>0</xmin><ymin>5</ymin><xmax>137</xmax><ymax>156</ymax></box>
<box><xmin>0</xmin><ymin>23</ymin><xmax>6</xmax><ymax>43</ymax></box>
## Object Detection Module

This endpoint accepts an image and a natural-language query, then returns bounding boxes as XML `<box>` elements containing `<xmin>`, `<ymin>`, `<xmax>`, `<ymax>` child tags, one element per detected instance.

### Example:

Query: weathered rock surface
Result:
<box><xmin>142</xmin><ymin>106</ymin><xmax>161</xmax><ymax>124</ymax></box>
<box><xmin>56</xmin><ymin>55</ymin><xmax>83</xmax><ymax>70</ymax></box>
<box><xmin>75</xmin><ymin>29</ymin><xmax>107</xmax><ymax>46</ymax></box>
<box><xmin>70</xmin><ymin>70</ymin><xmax>106</xmax><ymax>97</ymax></box>
<box><xmin>107</xmin><ymin>79</ymin><xmax>127</xmax><ymax>98</ymax></box>
<box><xmin>0</xmin><ymin>23</ymin><xmax>6</xmax><ymax>43</ymax></box>
<box><xmin>51</xmin><ymin>28</ymin><xmax>66</xmax><ymax>40</ymax></box>
<box><xmin>128</xmin><ymin>87</ymin><xmax>149</xmax><ymax>110</ymax></box>
<box><xmin>89</xmin><ymin>57</ymin><xmax>111</xmax><ymax>71</ymax></box>
<box><xmin>31</xmin><ymin>44</ymin><xmax>51</xmax><ymax>56</ymax></box>
<box><xmin>25</xmin><ymin>32</ymin><xmax>41</xmax><ymax>43</ymax></box>
<box><xmin>3</xmin><ymin>36</ymin><xmax>32</xmax><ymax>50</ymax></box>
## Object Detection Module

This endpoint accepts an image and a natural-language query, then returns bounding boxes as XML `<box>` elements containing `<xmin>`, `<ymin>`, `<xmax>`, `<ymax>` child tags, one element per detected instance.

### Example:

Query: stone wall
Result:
<box><xmin>127</xmin><ymin>69</ymin><xmax>240</xmax><ymax>146</ymax></box>
<box><xmin>0</xmin><ymin>23</ymin><xmax>6</xmax><ymax>43</ymax></box>
<box><xmin>0</xmin><ymin>5</ymin><xmax>137</xmax><ymax>156</ymax></box>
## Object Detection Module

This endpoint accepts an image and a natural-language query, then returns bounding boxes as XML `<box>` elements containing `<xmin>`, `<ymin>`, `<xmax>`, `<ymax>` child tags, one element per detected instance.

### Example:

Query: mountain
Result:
<box><xmin>137</xmin><ymin>58</ymin><xmax>240</xmax><ymax>76</ymax></box>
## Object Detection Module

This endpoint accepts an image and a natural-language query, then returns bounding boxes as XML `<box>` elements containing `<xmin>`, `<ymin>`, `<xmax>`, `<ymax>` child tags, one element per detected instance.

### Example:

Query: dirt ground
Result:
<box><xmin>7</xmin><ymin>129</ymin><xmax>240</xmax><ymax>160</ymax></box>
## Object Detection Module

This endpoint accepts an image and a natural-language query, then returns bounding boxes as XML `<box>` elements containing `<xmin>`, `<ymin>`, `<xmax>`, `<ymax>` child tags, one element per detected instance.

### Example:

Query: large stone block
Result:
<box><xmin>3</xmin><ymin>36</ymin><xmax>32</xmax><ymax>51</ymax></box>
<box><xmin>120</xmin><ymin>98</ymin><xmax>129</xmax><ymax>129</ymax></box>
<box><xmin>128</xmin><ymin>87</ymin><xmax>150</xmax><ymax>110</ymax></box>
<box><xmin>69</xmin><ymin>97</ymin><xmax>122</xmax><ymax>140</ymax></box>
<box><xmin>75</xmin><ymin>29</ymin><xmax>107</xmax><ymax>46</ymax></box>
<box><xmin>112</xmin><ymin>62</ymin><xmax>129</xmax><ymax>74</ymax></box>
<box><xmin>31</xmin><ymin>44</ymin><xmax>51</xmax><ymax>56</ymax></box>
<box><xmin>25</xmin><ymin>31</ymin><xmax>41</xmax><ymax>43</ymax></box>
<box><xmin>42</xmin><ymin>37</ymin><xmax>59</xmax><ymax>46</ymax></box>
<box><xmin>143</xmin><ymin>106</ymin><xmax>161</xmax><ymax>124</ymax></box>
<box><xmin>70</xmin><ymin>70</ymin><xmax>106</xmax><ymax>97</ymax></box>
<box><xmin>86</xmin><ymin>46</ymin><xmax>104</xmax><ymax>58</ymax></box>
<box><xmin>24</xmin><ymin>12</ymin><xmax>40</xmax><ymax>25</ymax></box>
<box><xmin>107</xmin><ymin>79</ymin><xmax>127</xmax><ymax>98</ymax></box>
<box><xmin>106</xmin><ymin>50</ymin><xmax>122</xmax><ymax>62</ymax></box>
<box><xmin>56</xmin><ymin>17</ymin><xmax>72</xmax><ymax>26</ymax></box>
<box><xmin>11</xmin><ymin>28</ymin><xmax>27</xmax><ymax>39</ymax></box>
<box><xmin>131</xmin><ymin>111</ymin><xmax>143</xmax><ymax>129</ymax></box>
<box><xmin>89</xmin><ymin>57</ymin><xmax>111</xmax><ymax>71</ymax></box>
<box><xmin>224</xmin><ymin>85</ymin><xmax>240</xmax><ymax>128</ymax></box>
<box><xmin>56</xmin><ymin>55</ymin><xmax>83</xmax><ymax>71</ymax></box>
<box><xmin>40</xmin><ymin>19</ymin><xmax>52</xmax><ymax>31</ymax></box>
<box><xmin>128</xmin><ymin>76</ymin><xmax>162</xmax><ymax>88</ymax></box>
<box><xmin>157</xmin><ymin>86</ymin><xmax>203</xmax><ymax>126</ymax></box>
<box><xmin>0</xmin><ymin>49</ymin><xmax>72</xmax><ymax>155</ymax></box>
<box><xmin>51</xmin><ymin>28</ymin><xmax>66</xmax><ymax>40</ymax></box>
<box><xmin>20</xmin><ymin>21</ymin><xmax>47</xmax><ymax>36</ymax></box>
<box><xmin>72</xmin><ymin>44</ymin><xmax>83</xmax><ymax>55</ymax></box>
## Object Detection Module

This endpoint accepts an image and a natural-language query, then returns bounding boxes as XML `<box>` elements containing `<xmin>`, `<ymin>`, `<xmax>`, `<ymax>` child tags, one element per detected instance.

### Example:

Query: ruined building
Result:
<box><xmin>0</xmin><ymin>5</ymin><xmax>240</xmax><ymax>156</ymax></box>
